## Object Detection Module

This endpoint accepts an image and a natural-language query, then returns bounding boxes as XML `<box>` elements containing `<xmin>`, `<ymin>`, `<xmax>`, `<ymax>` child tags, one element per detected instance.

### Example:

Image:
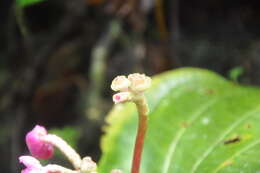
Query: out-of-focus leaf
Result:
<box><xmin>16</xmin><ymin>0</ymin><xmax>46</xmax><ymax>8</ymax></box>
<box><xmin>99</xmin><ymin>68</ymin><xmax>260</xmax><ymax>173</ymax></box>
<box><xmin>229</xmin><ymin>66</ymin><xmax>244</xmax><ymax>82</ymax></box>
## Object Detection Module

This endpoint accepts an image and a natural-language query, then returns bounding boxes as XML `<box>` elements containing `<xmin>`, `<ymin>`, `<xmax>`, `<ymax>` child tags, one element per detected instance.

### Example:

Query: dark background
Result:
<box><xmin>1</xmin><ymin>0</ymin><xmax>260</xmax><ymax>172</ymax></box>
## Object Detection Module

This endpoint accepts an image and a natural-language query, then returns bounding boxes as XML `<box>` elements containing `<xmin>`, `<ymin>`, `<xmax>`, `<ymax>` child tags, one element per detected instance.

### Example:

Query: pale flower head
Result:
<box><xmin>26</xmin><ymin>125</ymin><xmax>54</xmax><ymax>160</ymax></box>
<box><xmin>128</xmin><ymin>73</ymin><xmax>151</xmax><ymax>92</ymax></box>
<box><xmin>80</xmin><ymin>157</ymin><xmax>97</xmax><ymax>173</ymax></box>
<box><xmin>111</xmin><ymin>75</ymin><xmax>131</xmax><ymax>91</ymax></box>
<box><xmin>112</xmin><ymin>92</ymin><xmax>132</xmax><ymax>104</ymax></box>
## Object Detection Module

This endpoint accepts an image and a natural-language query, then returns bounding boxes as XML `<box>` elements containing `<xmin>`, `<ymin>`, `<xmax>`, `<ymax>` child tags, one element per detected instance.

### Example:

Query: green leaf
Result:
<box><xmin>99</xmin><ymin>68</ymin><xmax>260</xmax><ymax>173</ymax></box>
<box><xmin>16</xmin><ymin>0</ymin><xmax>46</xmax><ymax>8</ymax></box>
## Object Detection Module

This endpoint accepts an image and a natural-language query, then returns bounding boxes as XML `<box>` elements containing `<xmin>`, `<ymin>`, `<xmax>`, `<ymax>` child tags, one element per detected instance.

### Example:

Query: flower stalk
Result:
<box><xmin>43</xmin><ymin>134</ymin><xmax>82</xmax><ymax>170</ymax></box>
<box><xmin>111</xmin><ymin>73</ymin><xmax>151</xmax><ymax>173</ymax></box>
<box><xmin>131</xmin><ymin>97</ymin><xmax>148</xmax><ymax>173</ymax></box>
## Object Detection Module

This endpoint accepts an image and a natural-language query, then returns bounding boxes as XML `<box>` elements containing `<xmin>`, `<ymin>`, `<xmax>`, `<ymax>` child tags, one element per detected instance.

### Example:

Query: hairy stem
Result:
<box><xmin>44</xmin><ymin>164</ymin><xmax>78</xmax><ymax>173</ymax></box>
<box><xmin>43</xmin><ymin>134</ymin><xmax>82</xmax><ymax>170</ymax></box>
<box><xmin>131</xmin><ymin>97</ymin><xmax>148</xmax><ymax>173</ymax></box>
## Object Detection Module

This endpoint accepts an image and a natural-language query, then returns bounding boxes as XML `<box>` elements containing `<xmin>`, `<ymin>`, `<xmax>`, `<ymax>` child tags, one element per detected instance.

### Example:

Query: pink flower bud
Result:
<box><xmin>19</xmin><ymin>155</ymin><xmax>43</xmax><ymax>173</ymax></box>
<box><xmin>19</xmin><ymin>155</ymin><xmax>77</xmax><ymax>173</ymax></box>
<box><xmin>112</xmin><ymin>92</ymin><xmax>132</xmax><ymax>104</ymax></box>
<box><xmin>26</xmin><ymin>125</ymin><xmax>54</xmax><ymax>160</ymax></box>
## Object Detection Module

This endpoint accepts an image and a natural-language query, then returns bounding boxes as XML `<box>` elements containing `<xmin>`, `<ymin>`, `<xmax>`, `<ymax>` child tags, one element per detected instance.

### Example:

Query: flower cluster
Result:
<box><xmin>20</xmin><ymin>125</ymin><xmax>121</xmax><ymax>173</ymax></box>
<box><xmin>111</xmin><ymin>73</ymin><xmax>151</xmax><ymax>104</ymax></box>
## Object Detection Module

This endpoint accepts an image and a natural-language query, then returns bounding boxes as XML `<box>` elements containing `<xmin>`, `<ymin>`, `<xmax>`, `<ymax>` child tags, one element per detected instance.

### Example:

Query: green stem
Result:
<box><xmin>131</xmin><ymin>97</ymin><xmax>149</xmax><ymax>173</ymax></box>
<box><xmin>15</xmin><ymin>5</ymin><xmax>31</xmax><ymax>42</ymax></box>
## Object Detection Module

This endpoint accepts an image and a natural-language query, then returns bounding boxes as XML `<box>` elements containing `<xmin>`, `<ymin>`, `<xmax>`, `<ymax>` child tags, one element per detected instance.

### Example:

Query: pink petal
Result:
<box><xmin>112</xmin><ymin>92</ymin><xmax>131</xmax><ymax>104</ymax></box>
<box><xmin>19</xmin><ymin>156</ymin><xmax>41</xmax><ymax>168</ymax></box>
<box><xmin>19</xmin><ymin>156</ymin><xmax>43</xmax><ymax>173</ymax></box>
<box><xmin>21</xmin><ymin>167</ymin><xmax>42</xmax><ymax>173</ymax></box>
<box><xmin>26</xmin><ymin>125</ymin><xmax>54</xmax><ymax>160</ymax></box>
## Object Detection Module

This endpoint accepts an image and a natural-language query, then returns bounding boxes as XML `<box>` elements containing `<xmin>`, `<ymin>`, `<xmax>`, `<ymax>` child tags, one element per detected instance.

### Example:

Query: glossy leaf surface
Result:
<box><xmin>99</xmin><ymin>68</ymin><xmax>260</xmax><ymax>173</ymax></box>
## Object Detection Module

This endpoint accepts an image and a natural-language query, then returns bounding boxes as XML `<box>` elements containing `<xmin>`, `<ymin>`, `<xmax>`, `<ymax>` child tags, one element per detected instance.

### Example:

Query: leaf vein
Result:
<box><xmin>161</xmin><ymin>99</ymin><xmax>217</xmax><ymax>173</ymax></box>
<box><xmin>190</xmin><ymin>106</ymin><xmax>260</xmax><ymax>173</ymax></box>
<box><xmin>212</xmin><ymin>139</ymin><xmax>260</xmax><ymax>173</ymax></box>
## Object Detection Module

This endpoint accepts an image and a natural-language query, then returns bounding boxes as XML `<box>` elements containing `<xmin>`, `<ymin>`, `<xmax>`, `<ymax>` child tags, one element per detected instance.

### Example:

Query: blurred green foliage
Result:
<box><xmin>16</xmin><ymin>0</ymin><xmax>47</xmax><ymax>7</ymax></box>
<box><xmin>229</xmin><ymin>66</ymin><xmax>244</xmax><ymax>82</ymax></box>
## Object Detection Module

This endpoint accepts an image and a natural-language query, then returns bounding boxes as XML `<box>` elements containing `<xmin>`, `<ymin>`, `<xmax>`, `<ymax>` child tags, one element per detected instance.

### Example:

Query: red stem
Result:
<box><xmin>131</xmin><ymin>110</ymin><xmax>148</xmax><ymax>173</ymax></box>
